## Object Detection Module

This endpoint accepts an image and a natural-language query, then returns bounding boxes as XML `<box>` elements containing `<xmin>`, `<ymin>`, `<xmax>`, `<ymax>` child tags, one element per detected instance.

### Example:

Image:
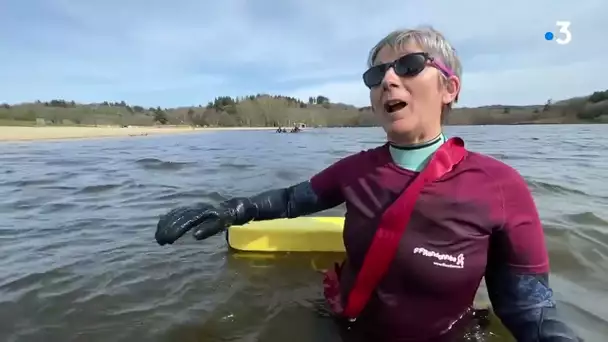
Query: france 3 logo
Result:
<box><xmin>544</xmin><ymin>21</ymin><xmax>572</xmax><ymax>45</ymax></box>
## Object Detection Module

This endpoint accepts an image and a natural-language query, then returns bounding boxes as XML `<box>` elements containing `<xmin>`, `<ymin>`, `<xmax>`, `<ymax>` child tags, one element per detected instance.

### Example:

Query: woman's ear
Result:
<box><xmin>442</xmin><ymin>75</ymin><xmax>460</xmax><ymax>105</ymax></box>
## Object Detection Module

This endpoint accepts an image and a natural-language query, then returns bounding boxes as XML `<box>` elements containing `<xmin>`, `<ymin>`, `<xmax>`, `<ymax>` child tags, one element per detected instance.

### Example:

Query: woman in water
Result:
<box><xmin>155</xmin><ymin>27</ymin><xmax>580</xmax><ymax>341</ymax></box>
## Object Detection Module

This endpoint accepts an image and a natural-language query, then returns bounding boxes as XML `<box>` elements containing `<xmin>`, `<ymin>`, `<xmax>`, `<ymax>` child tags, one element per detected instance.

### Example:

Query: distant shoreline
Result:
<box><xmin>0</xmin><ymin>125</ymin><xmax>276</xmax><ymax>142</ymax></box>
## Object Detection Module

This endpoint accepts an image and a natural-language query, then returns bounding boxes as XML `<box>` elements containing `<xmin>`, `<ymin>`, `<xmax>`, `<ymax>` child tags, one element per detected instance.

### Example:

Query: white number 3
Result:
<box><xmin>555</xmin><ymin>21</ymin><xmax>572</xmax><ymax>45</ymax></box>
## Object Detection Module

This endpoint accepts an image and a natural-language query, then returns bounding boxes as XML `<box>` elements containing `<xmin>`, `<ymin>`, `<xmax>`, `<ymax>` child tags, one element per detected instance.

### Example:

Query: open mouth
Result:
<box><xmin>384</xmin><ymin>100</ymin><xmax>408</xmax><ymax>113</ymax></box>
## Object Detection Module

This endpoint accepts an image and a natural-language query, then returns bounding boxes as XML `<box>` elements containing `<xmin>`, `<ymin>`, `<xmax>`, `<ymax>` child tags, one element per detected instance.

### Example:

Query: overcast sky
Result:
<box><xmin>1</xmin><ymin>0</ymin><xmax>606</xmax><ymax>108</ymax></box>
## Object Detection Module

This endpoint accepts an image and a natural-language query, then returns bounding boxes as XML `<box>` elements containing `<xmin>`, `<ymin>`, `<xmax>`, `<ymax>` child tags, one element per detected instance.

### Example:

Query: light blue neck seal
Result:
<box><xmin>389</xmin><ymin>133</ymin><xmax>447</xmax><ymax>172</ymax></box>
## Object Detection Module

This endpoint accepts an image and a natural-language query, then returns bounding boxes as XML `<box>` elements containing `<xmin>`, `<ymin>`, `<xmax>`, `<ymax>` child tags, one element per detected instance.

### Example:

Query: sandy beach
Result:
<box><xmin>0</xmin><ymin>125</ymin><xmax>276</xmax><ymax>142</ymax></box>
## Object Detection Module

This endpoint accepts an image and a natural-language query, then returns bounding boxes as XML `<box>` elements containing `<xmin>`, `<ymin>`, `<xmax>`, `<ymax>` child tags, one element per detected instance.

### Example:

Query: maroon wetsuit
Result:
<box><xmin>309</xmin><ymin>143</ymin><xmax>550</xmax><ymax>341</ymax></box>
<box><xmin>157</xmin><ymin>137</ymin><xmax>580</xmax><ymax>341</ymax></box>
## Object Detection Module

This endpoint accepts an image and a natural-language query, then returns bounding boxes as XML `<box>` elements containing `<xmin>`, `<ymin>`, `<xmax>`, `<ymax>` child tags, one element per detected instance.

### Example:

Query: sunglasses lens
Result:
<box><xmin>363</xmin><ymin>65</ymin><xmax>386</xmax><ymax>88</ymax></box>
<box><xmin>362</xmin><ymin>53</ymin><xmax>428</xmax><ymax>88</ymax></box>
<box><xmin>394</xmin><ymin>54</ymin><xmax>426</xmax><ymax>77</ymax></box>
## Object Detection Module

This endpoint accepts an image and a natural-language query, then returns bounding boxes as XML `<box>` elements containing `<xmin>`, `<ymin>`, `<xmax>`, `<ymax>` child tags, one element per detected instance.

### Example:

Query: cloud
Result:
<box><xmin>0</xmin><ymin>0</ymin><xmax>606</xmax><ymax>107</ymax></box>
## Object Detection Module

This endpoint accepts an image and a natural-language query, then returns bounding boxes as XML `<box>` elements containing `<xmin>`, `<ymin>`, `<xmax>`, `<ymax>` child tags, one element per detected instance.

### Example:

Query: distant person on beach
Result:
<box><xmin>155</xmin><ymin>26</ymin><xmax>580</xmax><ymax>341</ymax></box>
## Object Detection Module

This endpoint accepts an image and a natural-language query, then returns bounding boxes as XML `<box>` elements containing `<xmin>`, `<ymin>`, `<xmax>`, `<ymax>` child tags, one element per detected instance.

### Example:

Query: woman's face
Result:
<box><xmin>368</xmin><ymin>43</ymin><xmax>459</xmax><ymax>144</ymax></box>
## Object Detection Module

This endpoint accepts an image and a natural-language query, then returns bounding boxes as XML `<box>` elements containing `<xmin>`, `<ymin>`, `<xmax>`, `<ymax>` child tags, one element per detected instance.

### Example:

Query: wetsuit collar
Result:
<box><xmin>389</xmin><ymin>133</ymin><xmax>446</xmax><ymax>172</ymax></box>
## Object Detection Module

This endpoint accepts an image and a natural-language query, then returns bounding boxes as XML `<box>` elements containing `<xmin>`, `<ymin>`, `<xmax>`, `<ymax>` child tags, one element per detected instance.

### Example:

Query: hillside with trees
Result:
<box><xmin>0</xmin><ymin>90</ymin><xmax>607</xmax><ymax>127</ymax></box>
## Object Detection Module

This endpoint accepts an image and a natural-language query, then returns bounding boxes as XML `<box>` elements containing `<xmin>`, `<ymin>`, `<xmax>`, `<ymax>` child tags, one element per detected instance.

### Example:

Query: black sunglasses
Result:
<box><xmin>362</xmin><ymin>52</ymin><xmax>453</xmax><ymax>88</ymax></box>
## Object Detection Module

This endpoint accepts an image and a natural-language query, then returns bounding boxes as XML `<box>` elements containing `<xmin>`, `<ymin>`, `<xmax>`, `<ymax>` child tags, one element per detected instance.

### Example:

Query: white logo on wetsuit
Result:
<box><xmin>413</xmin><ymin>247</ymin><xmax>464</xmax><ymax>269</ymax></box>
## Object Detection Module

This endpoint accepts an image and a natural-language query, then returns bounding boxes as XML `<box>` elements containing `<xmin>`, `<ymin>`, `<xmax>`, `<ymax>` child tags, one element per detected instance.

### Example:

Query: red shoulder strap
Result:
<box><xmin>342</xmin><ymin>137</ymin><xmax>467</xmax><ymax>319</ymax></box>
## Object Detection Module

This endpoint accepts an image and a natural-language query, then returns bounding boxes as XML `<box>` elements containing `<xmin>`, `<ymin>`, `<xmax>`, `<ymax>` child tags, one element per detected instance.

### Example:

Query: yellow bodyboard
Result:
<box><xmin>227</xmin><ymin>216</ymin><xmax>345</xmax><ymax>252</ymax></box>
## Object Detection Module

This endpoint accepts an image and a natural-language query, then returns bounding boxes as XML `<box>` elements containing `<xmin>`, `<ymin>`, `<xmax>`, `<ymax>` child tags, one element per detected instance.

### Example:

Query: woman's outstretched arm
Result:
<box><xmin>155</xmin><ymin>153</ymin><xmax>355</xmax><ymax>245</ymax></box>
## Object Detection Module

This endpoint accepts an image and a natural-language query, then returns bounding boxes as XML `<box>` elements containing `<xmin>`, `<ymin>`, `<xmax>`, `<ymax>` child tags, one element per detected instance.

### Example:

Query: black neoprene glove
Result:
<box><xmin>155</xmin><ymin>181</ymin><xmax>333</xmax><ymax>246</ymax></box>
<box><xmin>154</xmin><ymin>198</ymin><xmax>255</xmax><ymax>245</ymax></box>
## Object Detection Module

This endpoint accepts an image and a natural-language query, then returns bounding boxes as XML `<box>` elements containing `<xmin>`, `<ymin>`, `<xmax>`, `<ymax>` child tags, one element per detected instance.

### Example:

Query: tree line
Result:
<box><xmin>0</xmin><ymin>89</ymin><xmax>606</xmax><ymax>127</ymax></box>
<box><xmin>0</xmin><ymin>93</ymin><xmax>377</xmax><ymax>127</ymax></box>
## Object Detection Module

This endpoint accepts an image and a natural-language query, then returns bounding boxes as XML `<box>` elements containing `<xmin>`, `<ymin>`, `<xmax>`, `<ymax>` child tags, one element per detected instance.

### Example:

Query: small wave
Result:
<box><xmin>491</xmin><ymin>153</ymin><xmax>550</xmax><ymax>162</ymax></box>
<box><xmin>488</xmin><ymin>153</ymin><xmax>510</xmax><ymax>160</ymax></box>
<box><xmin>358</xmin><ymin>140</ymin><xmax>386</xmax><ymax>145</ymax></box>
<box><xmin>76</xmin><ymin>183</ymin><xmax>124</xmax><ymax>195</ymax></box>
<box><xmin>328</xmin><ymin>149</ymin><xmax>352</xmax><ymax>157</ymax></box>
<box><xmin>4</xmin><ymin>198</ymin><xmax>41</xmax><ymax>210</ymax></box>
<box><xmin>38</xmin><ymin>185</ymin><xmax>79</xmax><ymax>191</ymax></box>
<box><xmin>151</xmin><ymin>191</ymin><xmax>183</xmax><ymax>202</ymax></box>
<box><xmin>44</xmin><ymin>159</ymin><xmax>97</xmax><ymax>167</ymax></box>
<box><xmin>0</xmin><ymin>178</ymin><xmax>57</xmax><ymax>188</ymax></box>
<box><xmin>219</xmin><ymin>162</ymin><xmax>255</xmax><ymax>170</ymax></box>
<box><xmin>275</xmin><ymin>170</ymin><xmax>300</xmax><ymax>181</ymax></box>
<box><xmin>565</xmin><ymin>212</ymin><xmax>608</xmax><ymax>227</ymax></box>
<box><xmin>527</xmin><ymin>180</ymin><xmax>589</xmax><ymax>197</ymax></box>
<box><xmin>0</xmin><ymin>259</ymin><xmax>89</xmax><ymax>292</ymax></box>
<box><xmin>118</xmin><ymin>188</ymin><xmax>218</xmax><ymax>205</ymax></box>
<box><xmin>135</xmin><ymin>158</ymin><xmax>194</xmax><ymax>171</ymax></box>
<box><xmin>38</xmin><ymin>202</ymin><xmax>79</xmax><ymax>214</ymax></box>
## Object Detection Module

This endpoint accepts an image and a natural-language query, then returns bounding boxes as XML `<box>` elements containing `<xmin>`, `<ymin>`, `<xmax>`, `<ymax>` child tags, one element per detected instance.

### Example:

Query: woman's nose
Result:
<box><xmin>382</xmin><ymin>67</ymin><xmax>401</xmax><ymax>90</ymax></box>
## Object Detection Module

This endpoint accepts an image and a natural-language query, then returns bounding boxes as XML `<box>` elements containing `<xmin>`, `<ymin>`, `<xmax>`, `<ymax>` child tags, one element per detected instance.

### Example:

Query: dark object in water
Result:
<box><xmin>275</xmin><ymin>128</ymin><xmax>301</xmax><ymax>133</ymax></box>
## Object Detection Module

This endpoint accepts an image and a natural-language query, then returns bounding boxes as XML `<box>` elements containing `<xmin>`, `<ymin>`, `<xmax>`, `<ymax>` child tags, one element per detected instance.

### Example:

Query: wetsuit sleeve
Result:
<box><xmin>227</xmin><ymin>155</ymin><xmax>351</xmax><ymax>225</ymax></box>
<box><xmin>484</xmin><ymin>167</ymin><xmax>581</xmax><ymax>341</ymax></box>
<box><xmin>309</xmin><ymin>155</ymin><xmax>352</xmax><ymax>208</ymax></box>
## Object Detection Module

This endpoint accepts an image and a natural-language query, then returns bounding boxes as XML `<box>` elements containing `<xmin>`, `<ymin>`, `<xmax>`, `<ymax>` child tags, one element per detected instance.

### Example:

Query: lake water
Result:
<box><xmin>1</xmin><ymin>125</ymin><xmax>607</xmax><ymax>342</ymax></box>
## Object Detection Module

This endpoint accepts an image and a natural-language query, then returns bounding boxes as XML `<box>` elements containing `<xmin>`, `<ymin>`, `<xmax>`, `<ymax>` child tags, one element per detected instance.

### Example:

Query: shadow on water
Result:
<box><xmin>0</xmin><ymin>126</ymin><xmax>607</xmax><ymax>341</ymax></box>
